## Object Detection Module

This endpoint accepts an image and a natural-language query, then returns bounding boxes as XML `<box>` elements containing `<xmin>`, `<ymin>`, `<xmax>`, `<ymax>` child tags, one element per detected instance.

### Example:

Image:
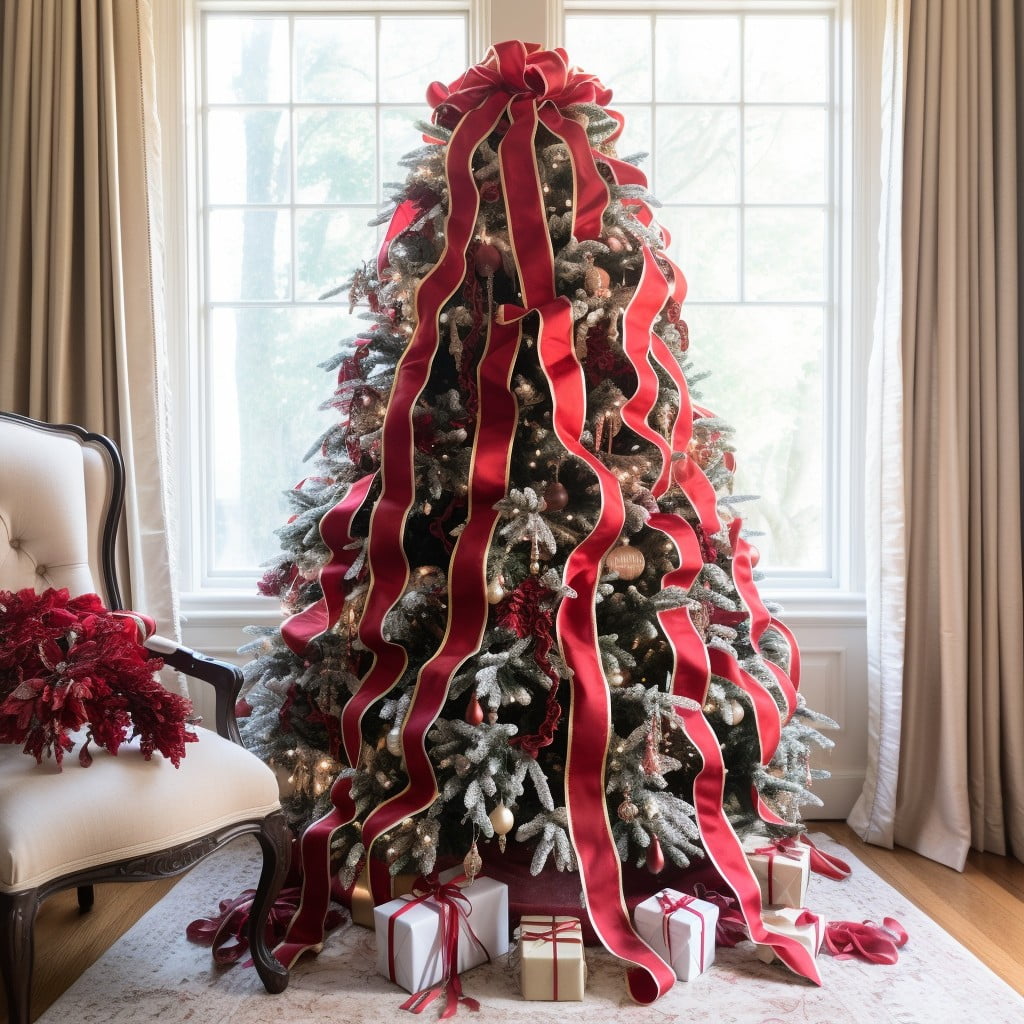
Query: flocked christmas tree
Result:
<box><xmin>237</xmin><ymin>42</ymin><xmax>836</xmax><ymax>999</ymax></box>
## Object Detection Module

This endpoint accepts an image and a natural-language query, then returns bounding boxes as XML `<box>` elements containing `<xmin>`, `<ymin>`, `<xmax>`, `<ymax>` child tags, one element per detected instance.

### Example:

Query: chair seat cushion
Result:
<box><xmin>0</xmin><ymin>726</ymin><xmax>282</xmax><ymax>892</ymax></box>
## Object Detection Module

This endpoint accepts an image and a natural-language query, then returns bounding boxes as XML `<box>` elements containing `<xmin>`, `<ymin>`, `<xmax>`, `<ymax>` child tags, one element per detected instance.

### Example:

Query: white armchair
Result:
<box><xmin>0</xmin><ymin>411</ymin><xmax>290</xmax><ymax>1023</ymax></box>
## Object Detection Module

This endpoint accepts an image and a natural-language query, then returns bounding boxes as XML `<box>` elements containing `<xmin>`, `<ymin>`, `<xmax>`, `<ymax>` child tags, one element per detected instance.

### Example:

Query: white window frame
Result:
<box><xmin>154</xmin><ymin>0</ymin><xmax>880</xmax><ymax>631</ymax></box>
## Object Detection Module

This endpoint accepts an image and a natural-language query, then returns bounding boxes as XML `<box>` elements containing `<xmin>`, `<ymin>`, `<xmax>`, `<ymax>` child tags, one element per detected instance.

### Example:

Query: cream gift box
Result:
<box><xmin>519</xmin><ymin>915</ymin><xmax>585</xmax><ymax>1001</ymax></box>
<box><xmin>374</xmin><ymin>866</ymin><xmax>509</xmax><ymax>995</ymax></box>
<box><xmin>756</xmin><ymin>906</ymin><xmax>826</xmax><ymax>965</ymax></box>
<box><xmin>633</xmin><ymin>888</ymin><xmax>719</xmax><ymax>981</ymax></box>
<box><xmin>744</xmin><ymin>837</ymin><xmax>811</xmax><ymax>908</ymax></box>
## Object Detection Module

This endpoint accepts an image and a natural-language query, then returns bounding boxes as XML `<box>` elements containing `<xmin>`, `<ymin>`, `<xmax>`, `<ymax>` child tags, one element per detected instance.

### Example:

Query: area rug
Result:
<box><xmin>40</xmin><ymin>834</ymin><xmax>1024</xmax><ymax>1024</ymax></box>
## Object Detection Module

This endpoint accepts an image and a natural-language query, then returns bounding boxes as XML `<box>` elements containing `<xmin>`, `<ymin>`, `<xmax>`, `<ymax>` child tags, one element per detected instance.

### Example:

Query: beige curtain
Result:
<box><xmin>851</xmin><ymin>0</ymin><xmax>1024</xmax><ymax>869</ymax></box>
<box><xmin>0</xmin><ymin>1</ymin><xmax>179</xmax><ymax>649</ymax></box>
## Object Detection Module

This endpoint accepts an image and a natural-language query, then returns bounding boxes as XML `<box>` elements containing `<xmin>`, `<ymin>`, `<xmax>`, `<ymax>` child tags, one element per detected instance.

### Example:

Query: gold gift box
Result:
<box><xmin>519</xmin><ymin>915</ymin><xmax>586</xmax><ymax>1001</ymax></box>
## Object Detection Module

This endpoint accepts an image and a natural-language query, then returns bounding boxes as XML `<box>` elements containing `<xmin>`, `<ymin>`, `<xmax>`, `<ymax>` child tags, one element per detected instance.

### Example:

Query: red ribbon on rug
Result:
<box><xmin>824</xmin><ymin>918</ymin><xmax>908</xmax><ymax>964</ymax></box>
<box><xmin>520</xmin><ymin>918</ymin><xmax>583</xmax><ymax>1000</ymax></box>
<box><xmin>691</xmin><ymin>884</ymin><xmax>749</xmax><ymax>947</ymax></box>
<box><xmin>385</xmin><ymin>874</ymin><xmax>489</xmax><ymax>1018</ymax></box>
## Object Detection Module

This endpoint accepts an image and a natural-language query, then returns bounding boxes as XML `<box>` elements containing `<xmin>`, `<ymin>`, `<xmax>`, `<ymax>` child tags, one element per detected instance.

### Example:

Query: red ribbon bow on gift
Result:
<box><xmin>521</xmin><ymin>918</ymin><xmax>582</xmax><ymax>1000</ymax></box>
<box><xmin>388</xmin><ymin>874</ymin><xmax>489</xmax><ymax>1019</ymax></box>
<box><xmin>655</xmin><ymin>891</ymin><xmax>709</xmax><ymax>974</ymax></box>
<box><xmin>824</xmin><ymin>918</ymin><xmax>908</xmax><ymax>965</ymax></box>
<box><xmin>752</xmin><ymin>837</ymin><xmax>806</xmax><ymax>904</ymax></box>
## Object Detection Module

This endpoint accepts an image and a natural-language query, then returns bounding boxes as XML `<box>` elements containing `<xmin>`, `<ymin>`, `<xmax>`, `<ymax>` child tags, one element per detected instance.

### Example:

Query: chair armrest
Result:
<box><xmin>144</xmin><ymin>634</ymin><xmax>244</xmax><ymax>745</ymax></box>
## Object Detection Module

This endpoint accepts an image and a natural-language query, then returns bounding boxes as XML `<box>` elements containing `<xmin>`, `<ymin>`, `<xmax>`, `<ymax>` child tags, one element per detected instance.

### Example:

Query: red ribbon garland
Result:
<box><xmin>824</xmin><ymin>918</ymin><xmax>908</xmax><ymax>964</ymax></box>
<box><xmin>386</xmin><ymin>875</ymin><xmax>489</xmax><ymax>1018</ymax></box>
<box><xmin>520</xmin><ymin>917</ymin><xmax>583</xmax><ymax>1000</ymax></box>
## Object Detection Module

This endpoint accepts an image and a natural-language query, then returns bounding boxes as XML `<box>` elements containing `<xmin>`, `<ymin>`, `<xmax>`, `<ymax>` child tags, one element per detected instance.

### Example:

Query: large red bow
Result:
<box><xmin>427</xmin><ymin>40</ymin><xmax>615</xmax><ymax>128</ymax></box>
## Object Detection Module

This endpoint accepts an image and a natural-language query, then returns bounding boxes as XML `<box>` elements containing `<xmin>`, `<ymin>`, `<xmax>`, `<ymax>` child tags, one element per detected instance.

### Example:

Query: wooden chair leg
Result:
<box><xmin>77</xmin><ymin>885</ymin><xmax>95</xmax><ymax>912</ymax></box>
<box><xmin>247</xmin><ymin>811</ymin><xmax>291</xmax><ymax>994</ymax></box>
<box><xmin>0</xmin><ymin>889</ymin><xmax>39</xmax><ymax>1024</ymax></box>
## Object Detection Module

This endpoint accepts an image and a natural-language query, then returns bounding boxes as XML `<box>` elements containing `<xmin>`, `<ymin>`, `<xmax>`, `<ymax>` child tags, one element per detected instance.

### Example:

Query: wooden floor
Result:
<box><xmin>4</xmin><ymin>822</ymin><xmax>1024</xmax><ymax>1021</ymax></box>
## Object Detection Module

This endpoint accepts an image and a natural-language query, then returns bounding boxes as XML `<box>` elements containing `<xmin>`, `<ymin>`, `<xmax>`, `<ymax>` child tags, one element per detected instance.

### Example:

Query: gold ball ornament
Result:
<box><xmin>385</xmin><ymin>726</ymin><xmax>403</xmax><ymax>757</ymax></box>
<box><xmin>584</xmin><ymin>264</ymin><xmax>611</xmax><ymax>298</ymax></box>
<box><xmin>489</xmin><ymin>802</ymin><xmax>514</xmax><ymax>852</ymax></box>
<box><xmin>485</xmin><ymin>576</ymin><xmax>506</xmax><ymax>604</ymax></box>
<box><xmin>729</xmin><ymin>700</ymin><xmax>745</xmax><ymax>724</ymax></box>
<box><xmin>463</xmin><ymin>841</ymin><xmax>483</xmax><ymax>882</ymax></box>
<box><xmin>605</xmin><ymin>542</ymin><xmax>645</xmax><ymax>580</ymax></box>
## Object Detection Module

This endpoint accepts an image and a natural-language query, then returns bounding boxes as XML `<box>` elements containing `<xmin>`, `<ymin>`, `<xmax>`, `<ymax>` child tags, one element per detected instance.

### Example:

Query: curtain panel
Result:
<box><xmin>0</xmin><ymin>0</ymin><xmax>179</xmax><ymax>654</ymax></box>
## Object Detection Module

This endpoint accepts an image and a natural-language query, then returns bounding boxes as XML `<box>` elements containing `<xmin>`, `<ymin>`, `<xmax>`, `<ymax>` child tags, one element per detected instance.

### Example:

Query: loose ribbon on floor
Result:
<box><xmin>824</xmin><ymin>918</ymin><xmax>908</xmax><ymax>964</ymax></box>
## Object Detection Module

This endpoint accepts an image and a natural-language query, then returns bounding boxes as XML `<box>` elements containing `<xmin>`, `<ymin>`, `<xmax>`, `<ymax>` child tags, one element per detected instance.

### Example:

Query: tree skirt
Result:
<box><xmin>40</xmin><ymin>834</ymin><xmax>1024</xmax><ymax>1024</ymax></box>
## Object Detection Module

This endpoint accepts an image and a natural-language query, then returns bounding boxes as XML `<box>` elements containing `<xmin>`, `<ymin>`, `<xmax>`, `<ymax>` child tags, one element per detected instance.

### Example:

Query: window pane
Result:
<box><xmin>745</xmin><ymin>16</ymin><xmax>829</xmax><ymax>102</ymax></box>
<box><xmin>208</xmin><ymin>210</ymin><xmax>291</xmax><ymax>301</ymax></box>
<box><xmin>685</xmin><ymin>304</ymin><xmax>824</xmax><ymax>571</ymax></box>
<box><xmin>295</xmin><ymin>209</ymin><xmax>378</xmax><ymax>301</ymax></box>
<box><xmin>209</xmin><ymin>307</ymin><xmax>363</xmax><ymax>571</ymax></box>
<box><xmin>664</xmin><ymin>205</ymin><xmax>739</xmax><ymax>302</ymax></box>
<box><xmin>295</xmin><ymin>17</ymin><xmax>376</xmax><ymax>102</ymax></box>
<box><xmin>564</xmin><ymin>17</ymin><xmax>652</xmax><ymax>102</ymax></box>
<box><xmin>206</xmin><ymin>17</ymin><xmax>289</xmax><ymax>104</ymax></box>
<box><xmin>381</xmin><ymin>106</ymin><xmax>431</xmax><ymax>189</ymax></box>
<box><xmin>296</xmin><ymin>108</ymin><xmax>377</xmax><ymax>204</ymax></box>
<box><xmin>656</xmin><ymin>106</ymin><xmax>740</xmax><ymax>203</ymax></box>
<box><xmin>745</xmin><ymin>207</ymin><xmax>826</xmax><ymax>301</ymax></box>
<box><xmin>378</xmin><ymin>18</ymin><xmax>467</xmax><ymax>102</ymax></box>
<box><xmin>207</xmin><ymin>110</ymin><xmax>290</xmax><ymax>205</ymax></box>
<box><xmin>745</xmin><ymin>107</ymin><xmax>828</xmax><ymax>204</ymax></box>
<box><xmin>655</xmin><ymin>16</ymin><xmax>739</xmax><ymax>102</ymax></box>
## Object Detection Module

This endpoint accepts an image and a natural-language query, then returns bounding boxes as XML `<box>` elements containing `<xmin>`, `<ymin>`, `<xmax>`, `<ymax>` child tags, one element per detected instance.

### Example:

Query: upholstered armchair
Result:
<box><xmin>0</xmin><ymin>412</ymin><xmax>290</xmax><ymax>1023</ymax></box>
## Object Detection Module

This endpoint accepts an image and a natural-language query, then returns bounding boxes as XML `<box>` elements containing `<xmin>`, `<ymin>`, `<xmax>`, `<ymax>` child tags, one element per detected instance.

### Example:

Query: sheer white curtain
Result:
<box><xmin>0</xmin><ymin>1</ymin><xmax>180</xmax><ymax>663</ymax></box>
<box><xmin>850</xmin><ymin>0</ymin><xmax>1024</xmax><ymax>869</ymax></box>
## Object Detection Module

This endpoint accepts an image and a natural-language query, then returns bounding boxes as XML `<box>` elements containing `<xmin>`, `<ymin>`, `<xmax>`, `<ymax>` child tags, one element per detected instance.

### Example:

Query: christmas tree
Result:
<box><xmin>239</xmin><ymin>41</ymin><xmax>836</xmax><ymax>1000</ymax></box>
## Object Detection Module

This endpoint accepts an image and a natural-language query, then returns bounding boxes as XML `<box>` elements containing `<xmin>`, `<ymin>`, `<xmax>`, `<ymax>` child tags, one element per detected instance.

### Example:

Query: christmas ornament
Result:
<box><xmin>463</xmin><ymin>840</ymin><xmax>483</xmax><ymax>881</ymax></box>
<box><xmin>485</xmin><ymin>575</ymin><xmax>506</xmax><ymax>604</ymax></box>
<box><xmin>584</xmin><ymin>259</ymin><xmax>611</xmax><ymax>298</ymax></box>
<box><xmin>466</xmin><ymin>690</ymin><xmax>484</xmax><ymax>725</ymax></box>
<box><xmin>617</xmin><ymin>790</ymin><xmax>639</xmax><ymax>822</ymax></box>
<box><xmin>604</xmin><ymin>542</ymin><xmax>645</xmax><ymax>580</ymax></box>
<box><xmin>729</xmin><ymin>700</ymin><xmax>745</xmax><ymax>724</ymax></box>
<box><xmin>385</xmin><ymin>726</ymin><xmax>403</xmax><ymax>757</ymax></box>
<box><xmin>646</xmin><ymin>835</ymin><xmax>666</xmax><ymax>874</ymax></box>
<box><xmin>543</xmin><ymin>480</ymin><xmax>569</xmax><ymax>511</ymax></box>
<box><xmin>489</xmin><ymin>801</ymin><xmax>514</xmax><ymax>852</ymax></box>
<box><xmin>474</xmin><ymin>242</ymin><xmax>502</xmax><ymax>277</ymax></box>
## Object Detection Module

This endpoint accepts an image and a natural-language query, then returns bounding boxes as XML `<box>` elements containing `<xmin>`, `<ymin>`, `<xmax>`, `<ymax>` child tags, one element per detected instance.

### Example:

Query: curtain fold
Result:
<box><xmin>0</xmin><ymin>1</ymin><xmax>179</xmax><ymax>655</ymax></box>
<box><xmin>852</xmin><ymin>0</ymin><xmax>1024</xmax><ymax>869</ymax></box>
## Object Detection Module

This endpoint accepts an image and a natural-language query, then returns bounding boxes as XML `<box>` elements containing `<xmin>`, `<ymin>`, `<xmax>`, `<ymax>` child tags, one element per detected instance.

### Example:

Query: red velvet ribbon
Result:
<box><xmin>520</xmin><ymin>917</ymin><xmax>582</xmax><ymax>1000</ymax></box>
<box><xmin>691</xmin><ymin>884</ymin><xmax>749</xmax><ymax>947</ymax></box>
<box><xmin>388</xmin><ymin>875</ymin><xmax>489</xmax><ymax>1018</ymax></box>
<box><xmin>824</xmin><ymin>918</ymin><xmax>908</xmax><ymax>964</ymax></box>
<box><xmin>654</xmin><ymin>891</ymin><xmax>709</xmax><ymax>974</ymax></box>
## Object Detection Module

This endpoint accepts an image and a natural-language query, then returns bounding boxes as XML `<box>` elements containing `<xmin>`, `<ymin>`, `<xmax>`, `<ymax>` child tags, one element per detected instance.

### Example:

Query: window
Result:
<box><xmin>566</xmin><ymin>3</ymin><xmax>840</xmax><ymax>580</ymax></box>
<box><xmin>193</xmin><ymin>4</ymin><xmax>469</xmax><ymax>585</ymax></box>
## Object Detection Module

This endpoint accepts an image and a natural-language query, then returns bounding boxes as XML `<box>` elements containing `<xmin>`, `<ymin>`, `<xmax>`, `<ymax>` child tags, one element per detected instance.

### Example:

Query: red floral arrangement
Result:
<box><xmin>0</xmin><ymin>587</ymin><xmax>197</xmax><ymax>769</ymax></box>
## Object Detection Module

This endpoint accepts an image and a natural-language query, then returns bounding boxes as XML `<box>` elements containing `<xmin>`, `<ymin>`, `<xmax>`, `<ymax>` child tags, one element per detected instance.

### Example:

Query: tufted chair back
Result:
<box><xmin>0</xmin><ymin>413</ymin><xmax>122</xmax><ymax>608</ymax></box>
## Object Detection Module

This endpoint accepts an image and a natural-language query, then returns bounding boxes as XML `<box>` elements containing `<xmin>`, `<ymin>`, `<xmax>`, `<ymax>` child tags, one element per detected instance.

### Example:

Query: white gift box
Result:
<box><xmin>374</xmin><ymin>866</ymin><xmax>509</xmax><ymax>995</ymax></box>
<box><xmin>756</xmin><ymin>906</ymin><xmax>826</xmax><ymax>965</ymax></box>
<box><xmin>633</xmin><ymin>888</ymin><xmax>719</xmax><ymax>981</ymax></box>
<box><xmin>744</xmin><ymin>837</ymin><xmax>811</xmax><ymax>908</ymax></box>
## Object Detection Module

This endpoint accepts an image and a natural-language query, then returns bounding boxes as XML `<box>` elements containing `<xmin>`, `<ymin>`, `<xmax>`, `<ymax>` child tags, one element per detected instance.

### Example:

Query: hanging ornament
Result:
<box><xmin>475</xmin><ymin>242</ymin><xmax>502</xmax><ymax>316</ymax></box>
<box><xmin>617</xmin><ymin>789</ymin><xmax>639</xmax><ymax>823</ymax></box>
<box><xmin>584</xmin><ymin>261</ymin><xmax>611</xmax><ymax>299</ymax></box>
<box><xmin>385</xmin><ymin>725</ymin><xmax>403</xmax><ymax>757</ymax></box>
<box><xmin>489</xmin><ymin>802</ymin><xmax>514</xmax><ymax>852</ymax></box>
<box><xmin>529</xmin><ymin>532</ymin><xmax>541</xmax><ymax>575</ymax></box>
<box><xmin>604</xmin><ymin>541</ymin><xmax>645</xmax><ymax>581</ymax></box>
<box><xmin>465</xmin><ymin>690</ymin><xmax>484</xmax><ymax>725</ymax></box>
<box><xmin>607</xmin><ymin>667</ymin><xmax>625</xmax><ymax>687</ymax></box>
<box><xmin>642</xmin><ymin>716</ymin><xmax>661</xmax><ymax>776</ymax></box>
<box><xmin>729</xmin><ymin>699</ymin><xmax>745</xmax><ymax>724</ymax></box>
<box><xmin>485</xmin><ymin>575</ymin><xmax>506</xmax><ymax>605</ymax></box>
<box><xmin>646</xmin><ymin>835</ymin><xmax>665</xmax><ymax>874</ymax></box>
<box><xmin>543</xmin><ymin>479</ymin><xmax>569</xmax><ymax>511</ymax></box>
<box><xmin>463</xmin><ymin>840</ymin><xmax>483</xmax><ymax>882</ymax></box>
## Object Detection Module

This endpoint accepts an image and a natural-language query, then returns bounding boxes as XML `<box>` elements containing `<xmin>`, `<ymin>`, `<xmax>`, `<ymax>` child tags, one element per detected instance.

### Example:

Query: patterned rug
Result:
<box><xmin>40</xmin><ymin>834</ymin><xmax>1024</xmax><ymax>1024</ymax></box>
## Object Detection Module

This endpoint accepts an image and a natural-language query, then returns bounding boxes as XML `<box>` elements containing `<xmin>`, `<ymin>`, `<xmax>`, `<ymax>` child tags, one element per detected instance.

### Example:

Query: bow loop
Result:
<box><xmin>428</xmin><ymin>41</ymin><xmax>614</xmax><ymax>129</ymax></box>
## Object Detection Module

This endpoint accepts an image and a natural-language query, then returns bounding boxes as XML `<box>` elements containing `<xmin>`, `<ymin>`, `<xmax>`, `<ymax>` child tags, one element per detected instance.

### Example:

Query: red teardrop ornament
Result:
<box><xmin>646</xmin><ymin>835</ymin><xmax>665</xmax><ymax>874</ymax></box>
<box><xmin>474</xmin><ymin>243</ymin><xmax>502</xmax><ymax>277</ymax></box>
<box><xmin>465</xmin><ymin>691</ymin><xmax>484</xmax><ymax>725</ymax></box>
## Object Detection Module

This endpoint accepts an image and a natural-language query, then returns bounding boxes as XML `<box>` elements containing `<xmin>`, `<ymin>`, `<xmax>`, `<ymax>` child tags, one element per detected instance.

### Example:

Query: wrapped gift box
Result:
<box><xmin>519</xmin><ymin>915</ymin><xmax>585</xmax><ymax>1001</ymax></box>
<box><xmin>633</xmin><ymin>888</ymin><xmax>719</xmax><ymax>981</ymax></box>
<box><xmin>374</xmin><ymin>866</ymin><xmax>509</xmax><ymax>994</ymax></box>
<box><xmin>744</xmin><ymin>837</ymin><xmax>810</xmax><ymax>908</ymax></box>
<box><xmin>756</xmin><ymin>906</ymin><xmax>826</xmax><ymax>965</ymax></box>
